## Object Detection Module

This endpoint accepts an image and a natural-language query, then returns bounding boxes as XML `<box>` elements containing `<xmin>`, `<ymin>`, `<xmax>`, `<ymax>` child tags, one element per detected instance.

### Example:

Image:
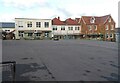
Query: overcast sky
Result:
<box><xmin>0</xmin><ymin>0</ymin><xmax>119</xmax><ymax>27</ymax></box>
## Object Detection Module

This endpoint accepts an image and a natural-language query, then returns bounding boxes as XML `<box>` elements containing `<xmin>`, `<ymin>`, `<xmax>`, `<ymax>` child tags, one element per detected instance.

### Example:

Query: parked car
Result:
<box><xmin>53</xmin><ymin>37</ymin><xmax>59</xmax><ymax>41</ymax></box>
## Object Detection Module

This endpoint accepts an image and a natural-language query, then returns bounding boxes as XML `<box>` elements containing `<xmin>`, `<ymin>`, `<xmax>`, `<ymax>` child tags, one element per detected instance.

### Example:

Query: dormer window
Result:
<box><xmin>90</xmin><ymin>17</ymin><xmax>95</xmax><ymax>23</ymax></box>
<box><xmin>109</xmin><ymin>18</ymin><xmax>111</xmax><ymax>22</ymax></box>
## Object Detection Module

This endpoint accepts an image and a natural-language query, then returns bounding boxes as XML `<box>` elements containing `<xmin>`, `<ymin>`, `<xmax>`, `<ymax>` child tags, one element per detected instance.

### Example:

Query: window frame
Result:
<box><xmin>44</xmin><ymin>22</ymin><xmax>49</xmax><ymax>28</ymax></box>
<box><xmin>27</xmin><ymin>21</ymin><xmax>32</xmax><ymax>28</ymax></box>
<box><xmin>106</xmin><ymin>25</ymin><xmax>109</xmax><ymax>30</ymax></box>
<box><xmin>61</xmin><ymin>26</ymin><xmax>65</xmax><ymax>30</ymax></box>
<box><xmin>36</xmin><ymin>22</ymin><xmax>41</xmax><ymax>28</ymax></box>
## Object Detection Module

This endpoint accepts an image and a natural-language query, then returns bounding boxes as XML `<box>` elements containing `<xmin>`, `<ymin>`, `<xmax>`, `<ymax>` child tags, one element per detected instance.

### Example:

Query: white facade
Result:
<box><xmin>2</xmin><ymin>28</ymin><xmax>15</xmax><ymax>33</ymax></box>
<box><xmin>15</xmin><ymin>18</ymin><xmax>52</xmax><ymax>39</ymax></box>
<box><xmin>52</xmin><ymin>25</ymin><xmax>81</xmax><ymax>35</ymax></box>
<box><xmin>52</xmin><ymin>25</ymin><xmax>81</xmax><ymax>39</ymax></box>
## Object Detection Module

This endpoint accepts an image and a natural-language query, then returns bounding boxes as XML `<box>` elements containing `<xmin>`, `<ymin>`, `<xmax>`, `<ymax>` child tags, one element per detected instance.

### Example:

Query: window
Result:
<box><xmin>68</xmin><ymin>27</ymin><xmax>73</xmax><ymax>30</ymax></box>
<box><xmin>5</xmin><ymin>30</ymin><xmax>10</xmax><ymax>32</ymax></box>
<box><xmin>90</xmin><ymin>17</ymin><xmax>95</xmax><ymax>23</ymax></box>
<box><xmin>94</xmin><ymin>25</ymin><xmax>97</xmax><ymax>30</ymax></box>
<box><xmin>106</xmin><ymin>25</ymin><xmax>108</xmax><ymax>30</ymax></box>
<box><xmin>75</xmin><ymin>27</ymin><xmax>80</xmax><ymax>30</ymax></box>
<box><xmin>18</xmin><ymin>21</ymin><xmax>23</xmax><ymax>27</ymax></box>
<box><xmin>35</xmin><ymin>33</ymin><xmax>41</xmax><ymax>36</ymax></box>
<box><xmin>61</xmin><ymin>26</ymin><xmax>65</xmax><ymax>30</ymax></box>
<box><xmin>28</xmin><ymin>33</ymin><xmax>33</xmax><ymax>36</ymax></box>
<box><xmin>44</xmin><ymin>32</ymin><xmax>49</xmax><ymax>37</ymax></box>
<box><xmin>110</xmin><ymin>34</ymin><xmax>113</xmax><ymax>38</ymax></box>
<box><xmin>27</xmin><ymin>21</ymin><xmax>32</xmax><ymax>27</ymax></box>
<box><xmin>106</xmin><ymin>33</ymin><xmax>109</xmax><ymax>38</ymax></box>
<box><xmin>111</xmin><ymin>25</ymin><xmax>114</xmax><ymax>30</ymax></box>
<box><xmin>109</xmin><ymin>18</ymin><xmax>111</xmax><ymax>22</ymax></box>
<box><xmin>44</xmin><ymin>22</ymin><xmax>49</xmax><ymax>28</ymax></box>
<box><xmin>87</xmin><ymin>25</ymin><xmax>91</xmax><ymax>30</ymax></box>
<box><xmin>36</xmin><ymin>22</ymin><xmax>41</xmax><ymax>27</ymax></box>
<box><xmin>53</xmin><ymin>28</ymin><xmax>57</xmax><ymax>30</ymax></box>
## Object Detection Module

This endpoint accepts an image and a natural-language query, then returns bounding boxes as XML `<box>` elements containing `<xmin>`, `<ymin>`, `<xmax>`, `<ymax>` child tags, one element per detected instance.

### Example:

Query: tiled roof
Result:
<box><xmin>52</xmin><ymin>17</ymin><xmax>65</xmax><ymax>25</ymax></box>
<box><xmin>65</xmin><ymin>18</ymin><xmax>80</xmax><ymax>25</ymax></box>
<box><xmin>75</xmin><ymin>18</ymin><xmax>81</xmax><ymax>23</ymax></box>
<box><xmin>81</xmin><ymin>15</ymin><xmax>110</xmax><ymax>25</ymax></box>
<box><xmin>52</xmin><ymin>17</ymin><xmax>80</xmax><ymax>25</ymax></box>
<box><xmin>0</xmin><ymin>22</ymin><xmax>15</xmax><ymax>28</ymax></box>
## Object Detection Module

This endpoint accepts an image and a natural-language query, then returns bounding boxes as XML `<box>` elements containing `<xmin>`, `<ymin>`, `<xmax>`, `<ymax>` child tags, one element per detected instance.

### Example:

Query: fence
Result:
<box><xmin>0</xmin><ymin>61</ymin><xmax>16</xmax><ymax>82</ymax></box>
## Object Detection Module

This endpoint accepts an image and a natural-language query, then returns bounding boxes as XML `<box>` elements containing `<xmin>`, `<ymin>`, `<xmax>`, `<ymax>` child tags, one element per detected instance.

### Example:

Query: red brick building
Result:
<box><xmin>79</xmin><ymin>14</ymin><xmax>116</xmax><ymax>41</ymax></box>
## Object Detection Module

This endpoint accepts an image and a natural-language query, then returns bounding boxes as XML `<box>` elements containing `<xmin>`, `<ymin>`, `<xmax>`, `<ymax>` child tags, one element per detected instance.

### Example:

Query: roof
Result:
<box><xmin>52</xmin><ymin>17</ymin><xmax>65</xmax><ymax>25</ymax></box>
<box><xmin>15</xmin><ymin>18</ymin><xmax>51</xmax><ymax>20</ymax></box>
<box><xmin>65</xmin><ymin>18</ymin><xmax>80</xmax><ymax>25</ymax></box>
<box><xmin>81</xmin><ymin>15</ymin><xmax>111</xmax><ymax>25</ymax></box>
<box><xmin>0</xmin><ymin>22</ymin><xmax>15</xmax><ymax>28</ymax></box>
<box><xmin>75</xmin><ymin>18</ymin><xmax>81</xmax><ymax>23</ymax></box>
<box><xmin>52</xmin><ymin>17</ymin><xmax>80</xmax><ymax>25</ymax></box>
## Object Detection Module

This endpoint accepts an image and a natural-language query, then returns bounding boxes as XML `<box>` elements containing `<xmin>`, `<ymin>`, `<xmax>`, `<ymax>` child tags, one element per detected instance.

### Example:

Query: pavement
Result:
<box><xmin>1</xmin><ymin>40</ymin><xmax>119</xmax><ymax>81</ymax></box>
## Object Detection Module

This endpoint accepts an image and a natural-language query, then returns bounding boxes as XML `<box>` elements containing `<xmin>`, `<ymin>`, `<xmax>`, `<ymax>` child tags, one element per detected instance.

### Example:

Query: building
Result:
<box><xmin>115</xmin><ymin>28</ymin><xmax>120</xmax><ymax>43</ymax></box>
<box><xmin>0</xmin><ymin>22</ymin><xmax>15</xmax><ymax>39</ymax></box>
<box><xmin>0</xmin><ymin>22</ymin><xmax>15</xmax><ymax>33</ymax></box>
<box><xmin>15</xmin><ymin>18</ymin><xmax>52</xmax><ymax>39</ymax></box>
<box><xmin>52</xmin><ymin>17</ymin><xmax>81</xmax><ymax>39</ymax></box>
<box><xmin>79</xmin><ymin>14</ymin><xmax>116</xmax><ymax>41</ymax></box>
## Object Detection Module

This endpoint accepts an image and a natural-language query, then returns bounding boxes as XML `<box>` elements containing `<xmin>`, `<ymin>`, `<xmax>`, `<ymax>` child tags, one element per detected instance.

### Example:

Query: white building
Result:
<box><xmin>0</xmin><ymin>22</ymin><xmax>15</xmax><ymax>33</ymax></box>
<box><xmin>15</xmin><ymin>18</ymin><xmax>52</xmax><ymax>39</ymax></box>
<box><xmin>52</xmin><ymin>17</ymin><xmax>81</xmax><ymax>39</ymax></box>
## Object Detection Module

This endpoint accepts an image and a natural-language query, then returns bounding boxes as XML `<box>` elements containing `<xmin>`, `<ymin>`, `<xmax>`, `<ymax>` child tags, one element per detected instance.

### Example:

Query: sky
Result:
<box><xmin>0</xmin><ymin>0</ymin><xmax>119</xmax><ymax>27</ymax></box>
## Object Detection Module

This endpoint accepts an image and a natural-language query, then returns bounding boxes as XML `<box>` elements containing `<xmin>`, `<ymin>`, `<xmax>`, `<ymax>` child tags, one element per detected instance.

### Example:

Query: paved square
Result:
<box><xmin>2</xmin><ymin>40</ymin><xmax>118</xmax><ymax>81</ymax></box>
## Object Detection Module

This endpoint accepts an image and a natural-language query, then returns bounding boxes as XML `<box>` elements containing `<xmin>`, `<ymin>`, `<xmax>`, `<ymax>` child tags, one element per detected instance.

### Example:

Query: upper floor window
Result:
<box><xmin>53</xmin><ymin>27</ymin><xmax>57</xmax><ymax>30</ymax></box>
<box><xmin>44</xmin><ymin>22</ymin><xmax>49</xmax><ymax>28</ymax></box>
<box><xmin>27</xmin><ymin>21</ymin><xmax>32</xmax><ymax>27</ymax></box>
<box><xmin>111</xmin><ymin>25</ymin><xmax>114</xmax><ymax>30</ymax></box>
<box><xmin>106</xmin><ymin>25</ymin><xmax>109</xmax><ymax>30</ymax></box>
<box><xmin>94</xmin><ymin>25</ymin><xmax>97</xmax><ymax>30</ymax></box>
<box><xmin>75</xmin><ymin>27</ymin><xmax>80</xmax><ymax>30</ymax></box>
<box><xmin>90</xmin><ymin>17</ymin><xmax>95</xmax><ymax>23</ymax></box>
<box><xmin>61</xmin><ymin>26</ymin><xmax>65</xmax><ymax>30</ymax></box>
<box><xmin>109</xmin><ymin>18</ymin><xmax>111</xmax><ymax>22</ymax></box>
<box><xmin>18</xmin><ymin>21</ymin><xmax>23</xmax><ymax>27</ymax></box>
<box><xmin>36</xmin><ymin>22</ymin><xmax>41</xmax><ymax>28</ymax></box>
<box><xmin>68</xmin><ymin>27</ymin><xmax>73</xmax><ymax>30</ymax></box>
<box><xmin>87</xmin><ymin>25</ymin><xmax>92</xmax><ymax>31</ymax></box>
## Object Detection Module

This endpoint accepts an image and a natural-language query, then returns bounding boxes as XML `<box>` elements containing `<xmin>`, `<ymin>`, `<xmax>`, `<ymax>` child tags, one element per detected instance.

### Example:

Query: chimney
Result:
<box><xmin>58</xmin><ymin>16</ymin><xmax>60</xmax><ymax>20</ymax></box>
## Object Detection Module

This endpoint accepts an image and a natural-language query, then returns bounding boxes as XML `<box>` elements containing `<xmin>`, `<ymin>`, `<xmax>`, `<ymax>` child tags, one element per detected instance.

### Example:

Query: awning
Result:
<box><xmin>24</xmin><ymin>30</ymin><xmax>34</xmax><ymax>33</ymax></box>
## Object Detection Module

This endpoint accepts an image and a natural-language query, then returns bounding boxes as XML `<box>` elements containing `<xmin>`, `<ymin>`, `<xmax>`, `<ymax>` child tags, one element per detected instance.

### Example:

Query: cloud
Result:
<box><xmin>2</xmin><ymin>0</ymin><xmax>48</xmax><ymax>9</ymax></box>
<box><xmin>55</xmin><ymin>7</ymin><xmax>72</xmax><ymax>17</ymax></box>
<box><xmin>0</xmin><ymin>0</ymin><xmax>119</xmax><ymax>27</ymax></box>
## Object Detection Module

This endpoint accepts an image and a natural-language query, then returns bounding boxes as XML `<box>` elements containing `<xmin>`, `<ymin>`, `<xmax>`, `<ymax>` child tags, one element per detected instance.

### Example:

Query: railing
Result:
<box><xmin>0</xmin><ymin>61</ymin><xmax>16</xmax><ymax>82</ymax></box>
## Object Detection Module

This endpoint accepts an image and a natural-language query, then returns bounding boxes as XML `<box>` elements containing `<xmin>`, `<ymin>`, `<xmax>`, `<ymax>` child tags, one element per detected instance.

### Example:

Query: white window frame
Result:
<box><xmin>27</xmin><ymin>21</ymin><xmax>32</xmax><ymax>28</ymax></box>
<box><xmin>61</xmin><ymin>26</ymin><xmax>65</xmax><ymax>30</ymax></box>
<box><xmin>36</xmin><ymin>22</ymin><xmax>41</xmax><ymax>28</ymax></box>
<box><xmin>109</xmin><ymin>18</ymin><xmax>111</xmax><ymax>22</ymax></box>
<box><xmin>106</xmin><ymin>33</ymin><xmax>109</xmax><ymax>38</ymax></box>
<box><xmin>110</xmin><ymin>34</ymin><xmax>114</xmax><ymax>38</ymax></box>
<box><xmin>111</xmin><ymin>25</ymin><xmax>114</xmax><ymax>30</ymax></box>
<box><xmin>94</xmin><ymin>25</ymin><xmax>97</xmax><ymax>31</ymax></box>
<box><xmin>106</xmin><ymin>25</ymin><xmax>108</xmax><ymax>30</ymax></box>
<box><xmin>75</xmin><ymin>27</ymin><xmax>80</xmax><ymax>30</ymax></box>
<box><xmin>44</xmin><ymin>22</ymin><xmax>49</xmax><ymax>28</ymax></box>
<box><xmin>88</xmin><ymin>25</ymin><xmax>92</xmax><ymax>31</ymax></box>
